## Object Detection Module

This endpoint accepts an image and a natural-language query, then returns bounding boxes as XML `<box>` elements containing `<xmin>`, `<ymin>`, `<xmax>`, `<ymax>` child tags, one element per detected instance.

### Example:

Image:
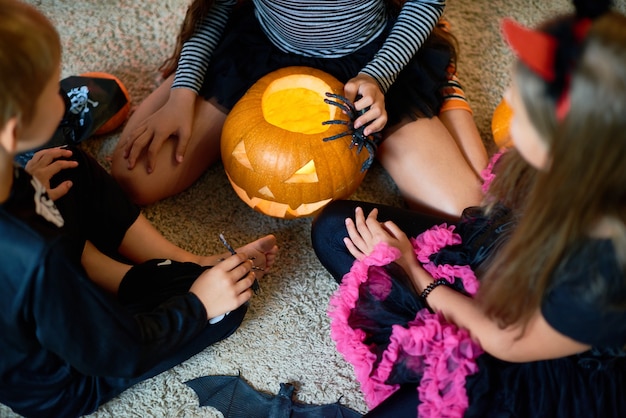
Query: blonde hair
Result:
<box><xmin>0</xmin><ymin>0</ymin><xmax>61</xmax><ymax>127</ymax></box>
<box><xmin>480</xmin><ymin>11</ymin><xmax>626</xmax><ymax>328</ymax></box>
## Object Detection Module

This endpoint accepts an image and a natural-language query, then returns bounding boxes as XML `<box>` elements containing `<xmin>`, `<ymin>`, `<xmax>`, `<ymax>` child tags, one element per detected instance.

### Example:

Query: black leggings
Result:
<box><xmin>311</xmin><ymin>199</ymin><xmax>450</xmax><ymax>283</ymax></box>
<box><xmin>311</xmin><ymin>200</ymin><xmax>449</xmax><ymax>416</ymax></box>
<box><xmin>51</xmin><ymin>146</ymin><xmax>141</xmax><ymax>257</ymax></box>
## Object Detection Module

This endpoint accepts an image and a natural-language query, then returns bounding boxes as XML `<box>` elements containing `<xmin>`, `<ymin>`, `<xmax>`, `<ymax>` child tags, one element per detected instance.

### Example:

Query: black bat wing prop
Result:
<box><xmin>186</xmin><ymin>375</ymin><xmax>362</xmax><ymax>418</ymax></box>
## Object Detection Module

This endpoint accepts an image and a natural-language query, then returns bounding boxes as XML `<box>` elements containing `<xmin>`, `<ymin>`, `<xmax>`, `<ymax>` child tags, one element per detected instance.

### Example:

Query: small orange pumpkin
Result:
<box><xmin>491</xmin><ymin>97</ymin><xmax>513</xmax><ymax>148</ymax></box>
<box><xmin>221</xmin><ymin>66</ymin><xmax>369</xmax><ymax>219</ymax></box>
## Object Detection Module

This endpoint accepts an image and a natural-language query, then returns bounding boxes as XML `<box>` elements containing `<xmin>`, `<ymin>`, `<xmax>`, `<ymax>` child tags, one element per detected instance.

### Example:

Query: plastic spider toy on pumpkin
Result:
<box><xmin>322</xmin><ymin>93</ymin><xmax>383</xmax><ymax>172</ymax></box>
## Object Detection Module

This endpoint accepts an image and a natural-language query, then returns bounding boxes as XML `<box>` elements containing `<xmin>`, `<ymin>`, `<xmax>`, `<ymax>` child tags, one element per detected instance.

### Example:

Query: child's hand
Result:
<box><xmin>189</xmin><ymin>252</ymin><xmax>256</xmax><ymax>320</ymax></box>
<box><xmin>344</xmin><ymin>73</ymin><xmax>387</xmax><ymax>136</ymax></box>
<box><xmin>344</xmin><ymin>207</ymin><xmax>416</xmax><ymax>271</ymax></box>
<box><xmin>24</xmin><ymin>147</ymin><xmax>78</xmax><ymax>200</ymax></box>
<box><xmin>120</xmin><ymin>88</ymin><xmax>195</xmax><ymax>173</ymax></box>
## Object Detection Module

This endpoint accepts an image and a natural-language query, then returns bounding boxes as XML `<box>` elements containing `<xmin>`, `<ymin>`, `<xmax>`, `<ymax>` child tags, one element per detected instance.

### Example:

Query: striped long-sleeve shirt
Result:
<box><xmin>172</xmin><ymin>0</ymin><xmax>445</xmax><ymax>93</ymax></box>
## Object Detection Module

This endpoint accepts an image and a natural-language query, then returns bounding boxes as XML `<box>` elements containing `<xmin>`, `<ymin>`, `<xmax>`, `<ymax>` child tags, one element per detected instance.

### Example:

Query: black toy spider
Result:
<box><xmin>322</xmin><ymin>92</ymin><xmax>383</xmax><ymax>172</ymax></box>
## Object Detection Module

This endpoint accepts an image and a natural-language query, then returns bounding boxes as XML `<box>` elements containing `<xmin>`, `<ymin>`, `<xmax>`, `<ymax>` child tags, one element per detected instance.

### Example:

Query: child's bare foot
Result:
<box><xmin>237</xmin><ymin>234</ymin><xmax>278</xmax><ymax>280</ymax></box>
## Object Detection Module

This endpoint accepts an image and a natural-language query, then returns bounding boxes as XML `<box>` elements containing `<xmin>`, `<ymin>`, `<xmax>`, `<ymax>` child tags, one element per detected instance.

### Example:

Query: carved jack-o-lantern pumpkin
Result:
<box><xmin>491</xmin><ymin>97</ymin><xmax>513</xmax><ymax>148</ymax></box>
<box><xmin>221</xmin><ymin>66</ymin><xmax>370</xmax><ymax>219</ymax></box>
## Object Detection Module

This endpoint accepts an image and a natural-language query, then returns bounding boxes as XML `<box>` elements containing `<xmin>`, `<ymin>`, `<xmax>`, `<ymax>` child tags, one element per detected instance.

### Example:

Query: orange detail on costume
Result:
<box><xmin>440</xmin><ymin>73</ymin><xmax>472</xmax><ymax>115</ymax></box>
<box><xmin>79</xmin><ymin>72</ymin><xmax>131</xmax><ymax>135</ymax></box>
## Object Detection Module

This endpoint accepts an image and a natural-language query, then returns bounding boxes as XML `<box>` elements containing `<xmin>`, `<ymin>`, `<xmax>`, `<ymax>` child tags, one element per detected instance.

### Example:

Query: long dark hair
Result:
<box><xmin>160</xmin><ymin>0</ymin><xmax>218</xmax><ymax>78</ymax></box>
<box><xmin>479</xmin><ymin>11</ymin><xmax>626</xmax><ymax>329</ymax></box>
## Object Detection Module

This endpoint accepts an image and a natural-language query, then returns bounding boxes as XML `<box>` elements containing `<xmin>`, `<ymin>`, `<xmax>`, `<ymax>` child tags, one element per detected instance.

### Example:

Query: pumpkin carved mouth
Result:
<box><xmin>221</xmin><ymin>66</ymin><xmax>369</xmax><ymax>219</ymax></box>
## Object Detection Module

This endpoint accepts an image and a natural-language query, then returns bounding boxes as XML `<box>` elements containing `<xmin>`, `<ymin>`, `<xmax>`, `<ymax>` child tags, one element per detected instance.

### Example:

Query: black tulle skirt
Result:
<box><xmin>330</xmin><ymin>204</ymin><xmax>626</xmax><ymax>417</ymax></box>
<box><xmin>199</xmin><ymin>2</ymin><xmax>453</xmax><ymax>125</ymax></box>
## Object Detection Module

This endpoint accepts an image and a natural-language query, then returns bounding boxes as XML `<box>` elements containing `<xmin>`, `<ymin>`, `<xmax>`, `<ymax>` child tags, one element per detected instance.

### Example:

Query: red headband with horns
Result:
<box><xmin>501</xmin><ymin>17</ymin><xmax>592</xmax><ymax>120</ymax></box>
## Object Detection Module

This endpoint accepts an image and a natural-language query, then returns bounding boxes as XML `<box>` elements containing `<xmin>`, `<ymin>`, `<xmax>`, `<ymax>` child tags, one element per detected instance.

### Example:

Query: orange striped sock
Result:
<box><xmin>440</xmin><ymin>72</ymin><xmax>472</xmax><ymax>115</ymax></box>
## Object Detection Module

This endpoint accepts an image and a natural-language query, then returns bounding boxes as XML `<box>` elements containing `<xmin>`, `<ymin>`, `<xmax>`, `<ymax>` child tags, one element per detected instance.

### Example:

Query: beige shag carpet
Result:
<box><xmin>3</xmin><ymin>0</ymin><xmax>625</xmax><ymax>417</ymax></box>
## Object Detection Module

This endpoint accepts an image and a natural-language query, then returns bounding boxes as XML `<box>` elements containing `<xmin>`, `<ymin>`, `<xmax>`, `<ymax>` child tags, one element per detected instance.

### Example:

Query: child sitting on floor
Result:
<box><xmin>312</xmin><ymin>0</ymin><xmax>626</xmax><ymax>416</ymax></box>
<box><xmin>0</xmin><ymin>1</ymin><xmax>277</xmax><ymax>416</ymax></box>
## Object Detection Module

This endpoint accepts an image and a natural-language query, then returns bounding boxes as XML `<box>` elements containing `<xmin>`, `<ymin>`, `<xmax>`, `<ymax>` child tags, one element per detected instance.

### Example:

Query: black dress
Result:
<box><xmin>322</xmin><ymin>202</ymin><xmax>626</xmax><ymax>417</ymax></box>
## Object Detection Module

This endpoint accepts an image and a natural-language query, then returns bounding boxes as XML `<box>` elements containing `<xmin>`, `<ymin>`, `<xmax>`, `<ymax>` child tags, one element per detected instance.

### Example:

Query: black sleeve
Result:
<box><xmin>542</xmin><ymin>241</ymin><xmax>626</xmax><ymax>348</ymax></box>
<box><xmin>51</xmin><ymin>147</ymin><xmax>140</xmax><ymax>256</ymax></box>
<box><xmin>31</xmin><ymin>238</ymin><xmax>209</xmax><ymax>378</ymax></box>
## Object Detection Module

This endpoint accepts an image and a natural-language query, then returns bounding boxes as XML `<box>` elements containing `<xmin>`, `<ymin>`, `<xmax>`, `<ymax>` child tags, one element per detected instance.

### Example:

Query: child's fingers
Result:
<box><xmin>27</xmin><ymin>159</ymin><xmax>77</xmax><ymax>180</ymax></box>
<box><xmin>35</xmin><ymin>146</ymin><xmax>73</xmax><ymax>159</ymax></box>
<box><xmin>344</xmin><ymin>237</ymin><xmax>365</xmax><ymax>260</ymax></box>
<box><xmin>382</xmin><ymin>220</ymin><xmax>406</xmax><ymax>240</ymax></box>
<box><xmin>231</xmin><ymin>260</ymin><xmax>253</xmax><ymax>283</ymax></box>
<box><xmin>46</xmin><ymin>159</ymin><xmax>79</xmax><ymax>176</ymax></box>
<box><xmin>146</xmin><ymin>132</ymin><xmax>170</xmax><ymax>173</ymax></box>
<box><xmin>122</xmin><ymin>123</ymin><xmax>147</xmax><ymax>153</ymax></box>
<box><xmin>366</xmin><ymin>207</ymin><xmax>379</xmax><ymax>220</ymax></box>
<box><xmin>365</xmin><ymin>209</ymin><xmax>398</xmax><ymax>243</ymax></box>
<box><xmin>25</xmin><ymin>147</ymin><xmax>73</xmax><ymax>170</ymax></box>
<box><xmin>46</xmin><ymin>180</ymin><xmax>73</xmax><ymax>201</ymax></box>
<box><xmin>234</xmin><ymin>271</ymin><xmax>256</xmax><ymax>294</ymax></box>
<box><xmin>235</xmin><ymin>289</ymin><xmax>253</xmax><ymax>306</ymax></box>
<box><xmin>343</xmin><ymin>80</ymin><xmax>358</xmax><ymax>103</ymax></box>
<box><xmin>354</xmin><ymin>207</ymin><xmax>373</xmax><ymax>240</ymax></box>
<box><xmin>174</xmin><ymin>131</ymin><xmax>191</xmax><ymax>164</ymax></box>
<box><xmin>124</xmin><ymin>125</ymin><xmax>150</xmax><ymax>168</ymax></box>
<box><xmin>218</xmin><ymin>253</ymin><xmax>250</xmax><ymax>271</ymax></box>
<box><xmin>365</xmin><ymin>208</ymin><xmax>386</xmax><ymax>232</ymax></box>
<box><xmin>345</xmin><ymin>217</ymin><xmax>367</xmax><ymax>251</ymax></box>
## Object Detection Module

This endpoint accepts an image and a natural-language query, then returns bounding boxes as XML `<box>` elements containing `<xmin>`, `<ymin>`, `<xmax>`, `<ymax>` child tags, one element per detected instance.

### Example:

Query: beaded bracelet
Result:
<box><xmin>419</xmin><ymin>279</ymin><xmax>450</xmax><ymax>300</ymax></box>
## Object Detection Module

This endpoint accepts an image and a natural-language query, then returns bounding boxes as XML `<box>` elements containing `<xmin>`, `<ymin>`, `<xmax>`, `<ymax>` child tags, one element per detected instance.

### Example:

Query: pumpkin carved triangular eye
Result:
<box><xmin>285</xmin><ymin>160</ymin><xmax>318</xmax><ymax>183</ymax></box>
<box><xmin>232</xmin><ymin>141</ymin><xmax>252</xmax><ymax>169</ymax></box>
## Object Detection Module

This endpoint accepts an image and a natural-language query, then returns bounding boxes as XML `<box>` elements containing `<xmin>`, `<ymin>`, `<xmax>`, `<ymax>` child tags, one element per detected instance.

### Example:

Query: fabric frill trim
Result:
<box><xmin>328</xmin><ymin>227</ymin><xmax>483</xmax><ymax>418</ymax></box>
<box><xmin>480</xmin><ymin>149</ymin><xmax>505</xmax><ymax>194</ymax></box>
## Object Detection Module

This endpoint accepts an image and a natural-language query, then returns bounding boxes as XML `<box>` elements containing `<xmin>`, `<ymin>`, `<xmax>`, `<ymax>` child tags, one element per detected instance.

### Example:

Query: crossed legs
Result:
<box><xmin>111</xmin><ymin>75</ymin><xmax>227</xmax><ymax>206</ymax></box>
<box><xmin>379</xmin><ymin>108</ymin><xmax>488</xmax><ymax>218</ymax></box>
<box><xmin>111</xmin><ymin>76</ymin><xmax>488</xmax><ymax>219</ymax></box>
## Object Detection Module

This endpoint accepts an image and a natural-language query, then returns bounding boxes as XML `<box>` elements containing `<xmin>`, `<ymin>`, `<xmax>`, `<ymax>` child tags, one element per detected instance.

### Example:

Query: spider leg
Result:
<box><xmin>324</xmin><ymin>92</ymin><xmax>357</xmax><ymax>119</ymax></box>
<box><xmin>322</xmin><ymin>119</ymin><xmax>352</xmax><ymax>142</ymax></box>
<box><xmin>321</xmin><ymin>119</ymin><xmax>350</xmax><ymax>127</ymax></box>
<box><xmin>323</xmin><ymin>131</ymin><xmax>352</xmax><ymax>142</ymax></box>
<box><xmin>320</xmin><ymin>92</ymin><xmax>380</xmax><ymax>172</ymax></box>
<box><xmin>360</xmin><ymin>141</ymin><xmax>378</xmax><ymax>172</ymax></box>
<box><xmin>371</xmin><ymin>132</ymin><xmax>383</xmax><ymax>146</ymax></box>
<box><xmin>324</xmin><ymin>92</ymin><xmax>355</xmax><ymax>109</ymax></box>
<box><xmin>361</xmin><ymin>155</ymin><xmax>375</xmax><ymax>172</ymax></box>
<box><xmin>324</xmin><ymin>98</ymin><xmax>351</xmax><ymax>116</ymax></box>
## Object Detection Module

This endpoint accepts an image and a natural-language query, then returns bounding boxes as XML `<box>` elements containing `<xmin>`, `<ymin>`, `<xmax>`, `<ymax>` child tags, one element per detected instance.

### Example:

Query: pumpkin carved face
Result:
<box><xmin>221</xmin><ymin>67</ymin><xmax>369</xmax><ymax>219</ymax></box>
